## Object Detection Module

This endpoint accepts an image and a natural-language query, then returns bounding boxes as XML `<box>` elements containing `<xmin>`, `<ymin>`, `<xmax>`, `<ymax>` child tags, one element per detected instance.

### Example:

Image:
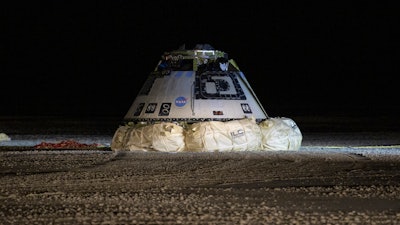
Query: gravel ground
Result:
<box><xmin>0</xmin><ymin>116</ymin><xmax>399</xmax><ymax>224</ymax></box>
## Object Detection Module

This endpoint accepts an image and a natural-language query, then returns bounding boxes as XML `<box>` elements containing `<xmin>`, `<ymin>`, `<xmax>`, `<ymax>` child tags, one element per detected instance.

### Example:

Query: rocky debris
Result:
<box><xmin>33</xmin><ymin>140</ymin><xmax>100</xmax><ymax>150</ymax></box>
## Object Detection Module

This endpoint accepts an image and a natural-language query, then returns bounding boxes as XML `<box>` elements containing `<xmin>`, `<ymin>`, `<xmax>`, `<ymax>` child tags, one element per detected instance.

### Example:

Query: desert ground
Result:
<box><xmin>0</xmin><ymin>116</ymin><xmax>399</xmax><ymax>224</ymax></box>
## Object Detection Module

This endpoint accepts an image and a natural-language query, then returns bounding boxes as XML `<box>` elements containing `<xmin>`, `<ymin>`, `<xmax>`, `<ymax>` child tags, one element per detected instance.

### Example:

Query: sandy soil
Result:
<box><xmin>0</xmin><ymin>116</ymin><xmax>399</xmax><ymax>224</ymax></box>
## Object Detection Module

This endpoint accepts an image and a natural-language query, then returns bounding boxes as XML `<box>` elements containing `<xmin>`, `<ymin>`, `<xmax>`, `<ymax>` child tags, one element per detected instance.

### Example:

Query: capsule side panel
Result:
<box><xmin>124</xmin><ymin>70</ymin><xmax>267</xmax><ymax>122</ymax></box>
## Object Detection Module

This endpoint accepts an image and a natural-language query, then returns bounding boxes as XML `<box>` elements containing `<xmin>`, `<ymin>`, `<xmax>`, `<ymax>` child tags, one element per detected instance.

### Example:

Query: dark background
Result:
<box><xmin>2</xmin><ymin>1</ymin><xmax>399</xmax><ymax>119</ymax></box>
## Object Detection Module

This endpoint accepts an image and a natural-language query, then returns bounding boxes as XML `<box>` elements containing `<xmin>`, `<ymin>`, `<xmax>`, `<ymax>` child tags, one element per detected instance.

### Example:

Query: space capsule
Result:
<box><xmin>111</xmin><ymin>44</ymin><xmax>302</xmax><ymax>152</ymax></box>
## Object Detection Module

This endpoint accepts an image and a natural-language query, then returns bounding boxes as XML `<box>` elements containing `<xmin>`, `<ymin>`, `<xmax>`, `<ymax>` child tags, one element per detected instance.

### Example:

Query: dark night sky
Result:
<box><xmin>2</xmin><ymin>1</ymin><xmax>399</xmax><ymax>118</ymax></box>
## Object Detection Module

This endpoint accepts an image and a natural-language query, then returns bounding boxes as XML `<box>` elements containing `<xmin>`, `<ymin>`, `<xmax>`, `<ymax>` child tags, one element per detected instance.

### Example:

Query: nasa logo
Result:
<box><xmin>175</xmin><ymin>96</ymin><xmax>187</xmax><ymax>107</ymax></box>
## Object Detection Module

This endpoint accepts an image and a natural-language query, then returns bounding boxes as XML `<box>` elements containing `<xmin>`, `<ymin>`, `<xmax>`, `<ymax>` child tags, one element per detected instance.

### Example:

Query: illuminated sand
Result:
<box><xmin>1</xmin><ymin>116</ymin><xmax>399</xmax><ymax>224</ymax></box>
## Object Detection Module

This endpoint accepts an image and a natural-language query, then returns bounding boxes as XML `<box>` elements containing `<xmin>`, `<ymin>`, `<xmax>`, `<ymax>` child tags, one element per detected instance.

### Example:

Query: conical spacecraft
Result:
<box><xmin>123</xmin><ymin>44</ymin><xmax>268</xmax><ymax>124</ymax></box>
<box><xmin>112</xmin><ymin>44</ymin><xmax>302</xmax><ymax>152</ymax></box>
